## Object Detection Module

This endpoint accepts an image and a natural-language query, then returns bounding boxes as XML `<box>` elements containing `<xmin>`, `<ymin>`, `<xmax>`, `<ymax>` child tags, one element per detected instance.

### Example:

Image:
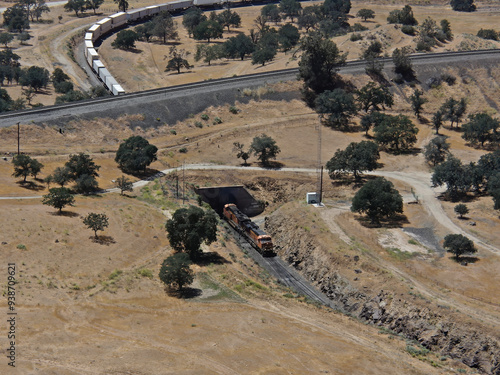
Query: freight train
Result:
<box><xmin>223</xmin><ymin>203</ymin><xmax>275</xmax><ymax>256</ymax></box>
<box><xmin>83</xmin><ymin>0</ymin><xmax>255</xmax><ymax>96</ymax></box>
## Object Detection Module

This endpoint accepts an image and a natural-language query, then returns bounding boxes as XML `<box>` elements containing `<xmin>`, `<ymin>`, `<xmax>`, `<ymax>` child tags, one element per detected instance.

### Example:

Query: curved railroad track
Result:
<box><xmin>1</xmin><ymin>48</ymin><xmax>500</xmax><ymax>127</ymax></box>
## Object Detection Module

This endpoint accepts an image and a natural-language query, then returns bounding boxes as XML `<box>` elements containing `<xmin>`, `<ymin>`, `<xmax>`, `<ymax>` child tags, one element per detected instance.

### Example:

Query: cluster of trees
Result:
<box><xmin>3</xmin><ymin>0</ymin><xmax>50</xmax><ymax>32</ymax></box>
<box><xmin>477</xmin><ymin>28</ymin><xmax>498</xmax><ymax>41</ymax></box>
<box><xmin>432</xmin><ymin>150</ymin><xmax>500</xmax><ymax>209</ymax></box>
<box><xmin>44</xmin><ymin>153</ymin><xmax>101</xmax><ymax>194</ymax></box>
<box><xmin>64</xmin><ymin>0</ymin><xmax>104</xmax><ymax>17</ymax></box>
<box><xmin>160</xmin><ymin>206</ymin><xmax>218</xmax><ymax>291</ymax></box>
<box><xmin>12</xmin><ymin>154</ymin><xmax>44</xmax><ymax>182</ymax></box>
<box><xmin>233</xmin><ymin>134</ymin><xmax>281</xmax><ymax>166</ymax></box>
<box><xmin>450</xmin><ymin>0</ymin><xmax>476</xmax><ymax>12</ymax></box>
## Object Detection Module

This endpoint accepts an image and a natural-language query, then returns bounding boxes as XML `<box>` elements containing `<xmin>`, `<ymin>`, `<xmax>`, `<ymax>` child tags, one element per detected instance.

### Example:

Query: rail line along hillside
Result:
<box><xmin>83</xmin><ymin>0</ymin><xmax>261</xmax><ymax>96</ymax></box>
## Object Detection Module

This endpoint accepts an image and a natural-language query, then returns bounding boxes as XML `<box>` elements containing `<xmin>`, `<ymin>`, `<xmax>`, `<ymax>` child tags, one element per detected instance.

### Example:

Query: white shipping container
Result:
<box><xmin>86</xmin><ymin>48</ymin><xmax>98</xmax><ymax>66</ymax></box>
<box><xmin>99</xmin><ymin>67</ymin><xmax>111</xmax><ymax>82</ymax></box>
<box><xmin>193</xmin><ymin>0</ymin><xmax>215</xmax><ymax>6</ymax></box>
<box><xmin>92</xmin><ymin>59</ymin><xmax>105</xmax><ymax>73</ymax></box>
<box><xmin>85</xmin><ymin>40</ymin><xmax>93</xmax><ymax>49</ymax></box>
<box><xmin>112</xmin><ymin>84</ymin><xmax>125</xmax><ymax>95</ymax></box>
<box><xmin>171</xmin><ymin>0</ymin><xmax>192</xmax><ymax>10</ymax></box>
<box><xmin>158</xmin><ymin>3</ymin><xmax>171</xmax><ymax>12</ymax></box>
<box><xmin>97</xmin><ymin>18</ymin><xmax>112</xmax><ymax>33</ymax></box>
<box><xmin>105</xmin><ymin>75</ymin><xmax>118</xmax><ymax>89</ymax></box>
<box><xmin>88</xmin><ymin>24</ymin><xmax>100</xmax><ymax>33</ymax></box>
<box><xmin>110</xmin><ymin>12</ymin><xmax>127</xmax><ymax>26</ymax></box>
<box><xmin>85</xmin><ymin>33</ymin><xmax>93</xmax><ymax>41</ymax></box>
<box><xmin>127</xmin><ymin>9</ymin><xmax>142</xmax><ymax>22</ymax></box>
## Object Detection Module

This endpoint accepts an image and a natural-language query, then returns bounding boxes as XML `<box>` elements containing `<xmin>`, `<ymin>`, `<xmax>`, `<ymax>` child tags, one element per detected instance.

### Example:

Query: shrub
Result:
<box><xmin>16</xmin><ymin>244</ymin><xmax>26</xmax><ymax>250</ymax></box>
<box><xmin>212</xmin><ymin>117</ymin><xmax>222</xmax><ymax>125</ymax></box>
<box><xmin>441</xmin><ymin>73</ymin><xmax>456</xmax><ymax>85</ymax></box>
<box><xmin>194</xmin><ymin>121</ymin><xmax>203</xmax><ymax>128</ymax></box>
<box><xmin>477</xmin><ymin>28</ymin><xmax>498</xmax><ymax>41</ymax></box>
<box><xmin>229</xmin><ymin>106</ymin><xmax>239</xmax><ymax>114</ymax></box>
<box><xmin>350</xmin><ymin>33</ymin><xmax>363</xmax><ymax>42</ymax></box>
<box><xmin>351</xmin><ymin>23</ymin><xmax>368</xmax><ymax>32</ymax></box>
<box><xmin>179</xmin><ymin>147</ymin><xmax>188</xmax><ymax>153</ymax></box>
<box><xmin>170</xmin><ymin>129</ymin><xmax>177</xmax><ymax>135</ymax></box>
<box><xmin>201</xmin><ymin>114</ymin><xmax>209</xmax><ymax>121</ymax></box>
<box><xmin>401</xmin><ymin>25</ymin><xmax>416</xmax><ymax>35</ymax></box>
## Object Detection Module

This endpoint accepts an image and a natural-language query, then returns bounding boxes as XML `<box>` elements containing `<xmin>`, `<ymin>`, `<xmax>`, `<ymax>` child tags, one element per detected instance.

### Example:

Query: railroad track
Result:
<box><xmin>225</xmin><ymin>223</ymin><xmax>335</xmax><ymax>308</ymax></box>
<box><xmin>2</xmin><ymin>49</ymin><xmax>500</xmax><ymax>127</ymax></box>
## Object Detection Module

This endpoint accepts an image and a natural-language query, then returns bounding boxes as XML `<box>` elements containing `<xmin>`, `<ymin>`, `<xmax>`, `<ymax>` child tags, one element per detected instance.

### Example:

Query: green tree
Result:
<box><xmin>86</xmin><ymin>0</ymin><xmax>103</xmax><ymax>14</ymax></box>
<box><xmin>360</xmin><ymin>111</ymin><xmax>386</xmax><ymax>136</ymax></box>
<box><xmin>250</xmin><ymin>134</ymin><xmax>280</xmax><ymax>166</ymax></box>
<box><xmin>182</xmin><ymin>7</ymin><xmax>207</xmax><ymax>38</ymax></box>
<box><xmin>279</xmin><ymin>0</ymin><xmax>302</xmax><ymax>22</ymax></box>
<box><xmin>195</xmin><ymin>44</ymin><xmax>224</xmax><ymax>66</ymax></box>
<box><xmin>440</xmin><ymin>19</ymin><xmax>453</xmax><ymax>40</ymax></box>
<box><xmin>387</xmin><ymin>5</ymin><xmax>418</xmax><ymax>25</ymax></box>
<box><xmin>356</xmin><ymin>8</ymin><xmax>375</xmax><ymax>21</ymax></box>
<box><xmin>450</xmin><ymin>0</ymin><xmax>476</xmax><ymax>12</ymax></box>
<box><xmin>409</xmin><ymin>89</ymin><xmax>428</xmax><ymax>119</ymax></box>
<box><xmin>488</xmin><ymin>172</ymin><xmax>500</xmax><ymax>210</ymax></box>
<box><xmin>298</xmin><ymin>32</ymin><xmax>347</xmax><ymax>106</ymax></box>
<box><xmin>261</xmin><ymin>4</ymin><xmax>281</xmax><ymax>24</ymax></box>
<box><xmin>233</xmin><ymin>142</ymin><xmax>250</xmax><ymax>165</ymax></box>
<box><xmin>351</xmin><ymin>177</ymin><xmax>403</xmax><ymax>225</ymax></box>
<box><xmin>115</xmin><ymin>136</ymin><xmax>158</xmax><ymax>173</ymax></box>
<box><xmin>64</xmin><ymin>0</ymin><xmax>86</xmax><ymax>17</ymax></box>
<box><xmin>114</xmin><ymin>0</ymin><xmax>128</xmax><ymax>12</ymax></box>
<box><xmin>64</xmin><ymin>153</ymin><xmax>100</xmax><ymax>193</ymax></box>
<box><xmin>356</xmin><ymin>82</ymin><xmax>393</xmax><ymax>113</ymax></box>
<box><xmin>432</xmin><ymin>109</ymin><xmax>444</xmax><ymax>135</ymax></box>
<box><xmin>362</xmin><ymin>40</ymin><xmax>384</xmax><ymax>77</ymax></box>
<box><xmin>55</xmin><ymin>89</ymin><xmax>89</xmax><ymax>104</ymax></box>
<box><xmin>315</xmin><ymin>88</ymin><xmax>358</xmax><ymax>130</ymax></box>
<box><xmin>454</xmin><ymin>204</ymin><xmax>469</xmax><ymax>219</ymax></box>
<box><xmin>165</xmin><ymin>47</ymin><xmax>192</xmax><ymax>74</ymax></box>
<box><xmin>462</xmin><ymin>113</ymin><xmax>499</xmax><ymax>148</ymax></box>
<box><xmin>297</xmin><ymin>6</ymin><xmax>320</xmax><ymax>31</ymax></box>
<box><xmin>224</xmin><ymin>33</ymin><xmax>254</xmax><ymax>60</ymax></box>
<box><xmin>432</xmin><ymin>155</ymin><xmax>470</xmax><ymax>199</ymax></box>
<box><xmin>12</xmin><ymin>154</ymin><xmax>43</xmax><ymax>182</ymax></box>
<box><xmin>424</xmin><ymin>137</ymin><xmax>450</xmax><ymax>166</ymax></box>
<box><xmin>83</xmin><ymin>212</ymin><xmax>109</xmax><ymax>239</ymax></box>
<box><xmin>74</xmin><ymin>174</ymin><xmax>98</xmax><ymax>194</ymax></box>
<box><xmin>51</xmin><ymin>67</ymin><xmax>70</xmax><ymax>84</ymax></box>
<box><xmin>166</xmin><ymin>206</ymin><xmax>218</xmax><ymax>259</ymax></box>
<box><xmin>252</xmin><ymin>31</ymin><xmax>278</xmax><ymax>66</ymax></box>
<box><xmin>443</xmin><ymin>234</ymin><xmax>476</xmax><ymax>260</ymax></box>
<box><xmin>112</xmin><ymin>29</ymin><xmax>139</xmax><ymax>50</ymax></box>
<box><xmin>440</xmin><ymin>97</ymin><xmax>467</xmax><ymax>128</ymax></box>
<box><xmin>115</xmin><ymin>175</ymin><xmax>133</xmax><ymax>195</ymax></box>
<box><xmin>193</xmin><ymin>19</ymin><xmax>223</xmax><ymax>43</ymax></box>
<box><xmin>20</xmin><ymin>66</ymin><xmax>50</xmax><ymax>92</ymax></box>
<box><xmin>32</xmin><ymin>0</ymin><xmax>50</xmax><ymax>22</ymax></box>
<box><xmin>477</xmin><ymin>28</ymin><xmax>498</xmax><ymax>41</ymax></box>
<box><xmin>374</xmin><ymin>114</ymin><xmax>419</xmax><ymax>153</ymax></box>
<box><xmin>152</xmin><ymin>11</ymin><xmax>178</xmax><ymax>44</ymax></box>
<box><xmin>278</xmin><ymin>24</ymin><xmax>300</xmax><ymax>51</ymax></box>
<box><xmin>51</xmin><ymin>166</ymin><xmax>72</xmax><ymax>187</ymax></box>
<box><xmin>42</xmin><ymin>187</ymin><xmax>75</xmax><ymax>213</ymax></box>
<box><xmin>17</xmin><ymin>31</ymin><xmax>31</xmax><ymax>45</ymax></box>
<box><xmin>135</xmin><ymin>21</ymin><xmax>155</xmax><ymax>42</ymax></box>
<box><xmin>326</xmin><ymin>141</ymin><xmax>380</xmax><ymax>181</ymax></box>
<box><xmin>0</xmin><ymin>33</ymin><xmax>14</xmax><ymax>48</ymax></box>
<box><xmin>217</xmin><ymin>9</ymin><xmax>241</xmax><ymax>31</ymax></box>
<box><xmin>159</xmin><ymin>253</ymin><xmax>194</xmax><ymax>291</ymax></box>
<box><xmin>392</xmin><ymin>47</ymin><xmax>415</xmax><ymax>81</ymax></box>
<box><xmin>3</xmin><ymin>5</ymin><xmax>30</xmax><ymax>33</ymax></box>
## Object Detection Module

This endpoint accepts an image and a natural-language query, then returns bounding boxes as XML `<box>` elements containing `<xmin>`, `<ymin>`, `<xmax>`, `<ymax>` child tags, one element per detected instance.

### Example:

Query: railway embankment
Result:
<box><xmin>265</xmin><ymin>202</ymin><xmax>500</xmax><ymax>375</ymax></box>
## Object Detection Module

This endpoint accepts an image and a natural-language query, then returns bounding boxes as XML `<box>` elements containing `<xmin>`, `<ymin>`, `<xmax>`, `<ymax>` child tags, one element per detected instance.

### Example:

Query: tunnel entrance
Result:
<box><xmin>196</xmin><ymin>186</ymin><xmax>264</xmax><ymax>217</ymax></box>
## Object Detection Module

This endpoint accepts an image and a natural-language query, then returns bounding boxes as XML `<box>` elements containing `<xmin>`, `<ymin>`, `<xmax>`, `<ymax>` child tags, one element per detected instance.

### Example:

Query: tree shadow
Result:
<box><xmin>452</xmin><ymin>255</ymin><xmax>480</xmax><ymax>265</ymax></box>
<box><xmin>418</xmin><ymin>116</ymin><xmax>430</xmax><ymax>125</ymax></box>
<box><xmin>49</xmin><ymin>210</ymin><xmax>80</xmax><ymax>218</ymax></box>
<box><xmin>125</xmin><ymin>47</ymin><xmax>142</xmax><ymax>54</ymax></box>
<box><xmin>355</xmin><ymin>213</ymin><xmax>410</xmax><ymax>228</ymax></box>
<box><xmin>260</xmin><ymin>161</ymin><xmax>285</xmax><ymax>170</ymax></box>
<box><xmin>193</xmin><ymin>251</ymin><xmax>231</xmax><ymax>266</ymax></box>
<box><xmin>367</xmin><ymin>71</ymin><xmax>390</xmax><ymax>86</ymax></box>
<box><xmin>166</xmin><ymin>70</ymin><xmax>195</xmax><ymax>76</ymax></box>
<box><xmin>91</xmin><ymin>235</ymin><xmax>116</xmax><ymax>245</ymax></box>
<box><xmin>124</xmin><ymin>168</ymin><xmax>164</xmax><ymax>180</ymax></box>
<box><xmin>166</xmin><ymin>286</ymin><xmax>202</xmax><ymax>299</ymax></box>
<box><xmin>16</xmin><ymin>180</ymin><xmax>45</xmax><ymax>191</ymax></box>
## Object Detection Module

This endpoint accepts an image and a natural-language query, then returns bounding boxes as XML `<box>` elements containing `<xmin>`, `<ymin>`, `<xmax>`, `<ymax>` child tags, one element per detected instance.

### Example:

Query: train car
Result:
<box><xmin>88</xmin><ymin>24</ymin><xmax>101</xmax><ymax>41</ymax></box>
<box><xmin>158</xmin><ymin>3</ymin><xmax>173</xmax><ymax>12</ymax></box>
<box><xmin>84</xmin><ymin>32</ymin><xmax>93</xmax><ymax>41</ymax></box>
<box><xmin>145</xmin><ymin>5</ymin><xmax>160</xmax><ymax>16</ymax></box>
<box><xmin>194</xmin><ymin>0</ymin><xmax>219</xmax><ymax>6</ymax></box>
<box><xmin>84</xmin><ymin>41</ymin><xmax>93</xmax><ymax>58</ymax></box>
<box><xmin>112</xmin><ymin>84</ymin><xmax>125</xmax><ymax>95</ymax></box>
<box><xmin>86</xmin><ymin>48</ymin><xmax>99</xmax><ymax>66</ymax></box>
<box><xmin>110</xmin><ymin>12</ymin><xmax>127</xmax><ymax>27</ymax></box>
<box><xmin>170</xmin><ymin>0</ymin><xmax>193</xmax><ymax>11</ymax></box>
<box><xmin>223</xmin><ymin>204</ymin><xmax>274</xmax><ymax>256</ymax></box>
<box><xmin>97</xmin><ymin>18</ymin><xmax>113</xmax><ymax>34</ymax></box>
<box><xmin>92</xmin><ymin>59</ymin><xmax>105</xmax><ymax>74</ymax></box>
<box><xmin>126</xmin><ymin>9</ymin><xmax>143</xmax><ymax>22</ymax></box>
<box><xmin>105</xmin><ymin>75</ymin><xmax>118</xmax><ymax>90</ymax></box>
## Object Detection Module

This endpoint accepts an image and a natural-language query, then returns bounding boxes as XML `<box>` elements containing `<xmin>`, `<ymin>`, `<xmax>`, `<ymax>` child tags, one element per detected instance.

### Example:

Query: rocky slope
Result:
<box><xmin>266</xmin><ymin>203</ymin><xmax>500</xmax><ymax>374</ymax></box>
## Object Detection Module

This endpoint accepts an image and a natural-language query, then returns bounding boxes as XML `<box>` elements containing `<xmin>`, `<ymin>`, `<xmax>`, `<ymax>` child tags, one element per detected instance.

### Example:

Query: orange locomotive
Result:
<box><xmin>223</xmin><ymin>204</ymin><xmax>274</xmax><ymax>256</ymax></box>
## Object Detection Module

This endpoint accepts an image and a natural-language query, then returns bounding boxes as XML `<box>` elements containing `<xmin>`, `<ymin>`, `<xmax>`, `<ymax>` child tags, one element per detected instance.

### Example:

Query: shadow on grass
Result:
<box><xmin>355</xmin><ymin>213</ymin><xmax>410</xmax><ymax>228</ymax></box>
<box><xmin>452</xmin><ymin>255</ymin><xmax>480</xmax><ymax>265</ymax></box>
<box><xmin>260</xmin><ymin>161</ymin><xmax>285</xmax><ymax>170</ymax></box>
<box><xmin>193</xmin><ymin>251</ymin><xmax>231</xmax><ymax>266</ymax></box>
<box><xmin>166</xmin><ymin>286</ymin><xmax>202</xmax><ymax>299</ymax></box>
<box><xmin>17</xmin><ymin>180</ymin><xmax>45</xmax><ymax>191</ymax></box>
<box><xmin>91</xmin><ymin>235</ymin><xmax>116</xmax><ymax>245</ymax></box>
<box><xmin>49</xmin><ymin>210</ymin><xmax>80</xmax><ymax>218</ymax></box>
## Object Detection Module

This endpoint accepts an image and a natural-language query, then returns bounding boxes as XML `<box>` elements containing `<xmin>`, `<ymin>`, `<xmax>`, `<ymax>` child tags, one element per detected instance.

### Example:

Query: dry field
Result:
<box><xmin>1</xmin><ymin>1</ymin><xmax>500</xmax><ymax>373</ymax></box>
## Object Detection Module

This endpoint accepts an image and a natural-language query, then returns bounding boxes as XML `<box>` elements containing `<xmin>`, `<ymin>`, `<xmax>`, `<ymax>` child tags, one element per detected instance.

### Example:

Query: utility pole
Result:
<box><xmin>316</xmin><ymin>121</ymin><xmax>323</xmax><ymax>205</ymax></box>
<box><xmin>17</xmin><ymin>122</ymin><xmax>20</xmax><ymax>155</ymax></box>
<box><xmin>182</xmin><ymin>162</ymin><xmax>185</xmax><ymax>204</ymax></box>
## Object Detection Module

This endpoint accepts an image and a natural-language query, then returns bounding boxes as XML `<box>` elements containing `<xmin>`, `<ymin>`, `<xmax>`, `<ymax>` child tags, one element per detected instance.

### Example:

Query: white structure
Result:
<box><xmin>306</xmin><ymin>192</ymin><xmax>319</xmax><ymax>204</ymax></box>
